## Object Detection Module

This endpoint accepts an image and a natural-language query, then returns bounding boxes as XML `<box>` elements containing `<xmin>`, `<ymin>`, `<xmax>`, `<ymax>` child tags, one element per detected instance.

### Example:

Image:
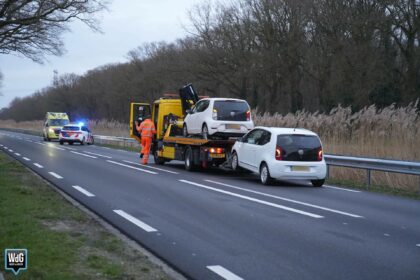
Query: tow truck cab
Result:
<box><xmin>43</xmin><ymin>112</ymin><xmax>70</xmax><ymax>141</ymax></box>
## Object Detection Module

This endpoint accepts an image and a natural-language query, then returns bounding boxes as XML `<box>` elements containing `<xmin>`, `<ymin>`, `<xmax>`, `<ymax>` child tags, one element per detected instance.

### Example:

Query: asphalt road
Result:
<box><xmin>1</xmin><ymin>130</ymin><xmax>420</xmax><ymax>280</ymax></box>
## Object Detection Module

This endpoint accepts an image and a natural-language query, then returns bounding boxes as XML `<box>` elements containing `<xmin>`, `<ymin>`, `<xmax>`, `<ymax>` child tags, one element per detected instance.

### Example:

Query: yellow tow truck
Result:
<box><xmin>130</xmin><ymin>84</ymin><xmax>237</xmax><ymax>170</ymax></box>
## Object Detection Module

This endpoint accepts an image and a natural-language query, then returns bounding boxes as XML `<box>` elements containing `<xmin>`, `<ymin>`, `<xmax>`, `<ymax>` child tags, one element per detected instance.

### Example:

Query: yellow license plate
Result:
<box><xmin>210</xmin><ymin>153</ymin><xmax>225</xmax><ymax>158</ymax></box>
<box><xmin>226</xmin><ymin>124</ymin><xmax>240</xmax><ymax>129</ymax></box>
<box><xmin>292</xmin><ymin>166</ymin><xmax>310</xmax><ymax>172</ymax></box>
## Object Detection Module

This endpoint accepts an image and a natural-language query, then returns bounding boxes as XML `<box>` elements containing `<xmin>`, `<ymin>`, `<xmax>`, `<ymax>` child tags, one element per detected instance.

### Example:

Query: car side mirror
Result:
<box><xmin>45</xmin><ymin>123</ymin><xmax>49</xmax><ymax>127</ymax></box>
<box><xmin>186</xmin><ymin>109</ymin><xmax>193</xmax><ymax>114</ymax></box>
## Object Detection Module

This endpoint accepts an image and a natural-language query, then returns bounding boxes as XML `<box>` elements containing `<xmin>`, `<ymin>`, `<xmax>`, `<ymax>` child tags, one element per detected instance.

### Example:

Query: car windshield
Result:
<box><xmin>48</xmin><ymin>119</ymin><xmax>69</xmax><ymax>126</ymax></box>
<box><xmin>277</xmin><ymin>134</ymin><xmax>321</xmax><ymax>161</ymax></box>
<box><xmin>62</xmin><ymin>126</ymin><xmax>80</xmax><ymax>131</ymax></box>
<box><xmin>214</xmin><ymin>100</ymin><xmax>249</xmax><ymax>121</ymax></box>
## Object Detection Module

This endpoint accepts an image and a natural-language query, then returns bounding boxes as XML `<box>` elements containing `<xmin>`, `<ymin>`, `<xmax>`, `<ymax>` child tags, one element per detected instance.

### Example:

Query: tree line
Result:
<box><xmin>1</xmin><ymin>0</ymin><xmax>419</xmax><ymax>122</ymax></box>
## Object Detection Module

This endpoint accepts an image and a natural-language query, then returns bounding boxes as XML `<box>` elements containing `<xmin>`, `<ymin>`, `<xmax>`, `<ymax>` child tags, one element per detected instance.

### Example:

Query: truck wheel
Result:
<box><xmin>202</xmin><ymin>124</ymin><xmax>209</xmax><ymax>140</ymax></box>
<box><xmin>184</xmin><ymin>147</ymin><xmax>196</xmax><ymax>171</ymax></box>
<box><xmin>311</xmin><ymin>179</ymin><xmax>325</xmax><ymax>187</ymax></box>
<box><xmin>59</xmin><ymin>141</ymin><xmax>64</xmax><ymax>145</ymax></box>
<box><xmin>183</xmin><ymin>124</ymin><xmax>188</xmax><ymax>137</ymax></box>
<box><xmin>47</xmin><ymin>136</ymin><xmax>51</xmax><ymax>142</ymax></box>
<box><xmin>154</xmin><ymin>150</ymin><xmax>165</xmax><ymax>165</ymax></box>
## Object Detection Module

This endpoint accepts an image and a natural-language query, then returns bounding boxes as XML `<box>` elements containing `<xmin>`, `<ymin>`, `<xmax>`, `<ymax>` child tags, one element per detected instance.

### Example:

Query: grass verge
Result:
<box><xmin>0</xmin><ymin>151</ymin><xmax>170</xmax><ymax>279</ymax></box>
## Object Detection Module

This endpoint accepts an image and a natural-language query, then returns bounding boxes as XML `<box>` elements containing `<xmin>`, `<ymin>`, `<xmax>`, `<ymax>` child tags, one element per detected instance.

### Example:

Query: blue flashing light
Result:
<box><xmin>78</xmin><ymin>122</ymin><xmax>85</xmax><ymax>126</ymax></box>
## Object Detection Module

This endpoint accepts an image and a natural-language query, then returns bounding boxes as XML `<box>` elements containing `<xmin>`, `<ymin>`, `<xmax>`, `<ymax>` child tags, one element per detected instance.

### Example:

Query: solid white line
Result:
<box><xmin>72</xmin><ymin>185</ymin><xmax>95</xmax><ymax>197</ymax></box>
<box><xmin>49</xmin><ymin>172</ymin><xmax>63</xmax><ymax>179</ymax></box>
<box><xmin>70</xmin><ymin>151</ymin><xmax>97</xmax><ymax>158</ymax></box>
<box><xmin>113</xmin><ymin>209</ymin><xmax>157</xmax><ymax>232</ymax></box>
<box><xmin>8</xmin><ymin>149</ymin><xmax>13</xmax><ymax>152</ymax></box>
<box><xmin>107</xmin><ymin>160</ymin><xmax>157</xmax><ymax>174</ymax></box>
<box><xmin>324</xmin><ymin>185</ymin><xmax>361</xmax><ymax>193</ymax></box>
<box><xmin>123</xmin><ymin>160</ymin><xmax>179</xmax><ymax>174</ymax></box>
<box><xmin>180</xmin><ymin>180</ymin><xmax>323</xmax><ymax>218</ymax></box>
<box><xmin>416</xmin><ymin>244</ymin><xmax>420</xmax><ymax>247</ymax></box>
<box><xmin>205</xmin><ymin>180</ymin><xmax>363</xmax><ymax>218</ymax></box>
<box><xmin>14</xmin><ymin>153</ymin><xmax>21</xmax><ymax>156</ymax></box>
<box><xmin>207</xmin><ymin>266</ymin><xmax>243</xmax><ymax>280</ymax></box>
<box><xmin>84</xmin><ymin>151</ymin><xmax>112</xmax><ymax>159</ymax></box>
<box><xmin>33</xmin><ymin>163</ymin><xmax>43</xmax><ymax>168</ymax></box>
<box><xmin>23</xmin><ymin>157</ymin><xmax>30</xmax><ymax>161</ymax></box>
<box><xmin>65</xmin><ymin>147</ymin><xmax>76</xmax><ymax>150</ymax></box>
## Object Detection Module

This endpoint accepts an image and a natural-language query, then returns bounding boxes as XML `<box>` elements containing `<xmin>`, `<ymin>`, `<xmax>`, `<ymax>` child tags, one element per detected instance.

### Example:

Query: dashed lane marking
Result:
<box><xmin>107</xmin><ymin>160</ymin><xmax>157</xmax><ymax>174</ymax></box>
<box><xmin>207</xmin><ymin>265</ymin><xmax>244</xmax><ymax>280</ymax></box>
<box><xmin>205</xmin><ymin>180</ymin><xmax>363</xmax><ymax>218</ymax></box>
<box><xmin>113</xmin><ymin>210</ymin><xmax>157</xmax><ymax>232</ymax></box>
<box><xmin>122</xmin><ymin>160</ymin><xmax>179</xmax><ymax>174</ymax></box>
<box><xmin>84</xmin><ymin>151</ymin><xmax>112</xmax><ymax>159</ymax></box>
<box><xmin>70</xmin><ymin>151</ymin><xmax>97</xmax><ymax>158</ymax></box>
<box><xmin>49</xmin><ymin>172</ymin><xmax>63</xmax><ymax>179</ymax></box>
<box><xmin>180</xmin><ymin>180</ymin><xmax>324</xmax><ymax>219</ymax></box>
<box><xmin>72</xmin><ymin>186</ymin><xmax>95</xmax><ymax>197</ymax></box>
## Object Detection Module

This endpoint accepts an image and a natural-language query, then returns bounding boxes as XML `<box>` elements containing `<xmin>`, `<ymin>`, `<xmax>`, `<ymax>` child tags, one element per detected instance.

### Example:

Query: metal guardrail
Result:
<box><xmin>324</xmin><ymin>154</ymin><xmax>420</xmax><ymax>193</ymax></box>
<box><xmin>93</xmin><ymin>135</ymin><xmax>138</xmax><ymax>148</ymax></box>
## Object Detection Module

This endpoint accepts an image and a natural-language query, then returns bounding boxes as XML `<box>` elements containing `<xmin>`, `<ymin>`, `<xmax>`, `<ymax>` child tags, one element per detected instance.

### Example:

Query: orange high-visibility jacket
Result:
<box><xmin>137</xmin><ymin>119</ymin><xmax>156</xmax><ymax>138</ymax></box>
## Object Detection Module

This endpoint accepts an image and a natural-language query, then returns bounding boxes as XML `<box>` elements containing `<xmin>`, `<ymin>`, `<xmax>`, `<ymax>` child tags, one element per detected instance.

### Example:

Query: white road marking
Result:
<box><xmin>72</xmin><ymin>186</ymin><xmax>95</xmax><ymax>197</ymax></box>
<box><xmin>14</xmin><ymin>153</ymin><xmax>21</xmax><ymax>156</ymax></box>
<box><xmin>35</xmin><ymin>142</ymin><xmax>46</xmax><ymax>146</ymax></box>
<box><xmin>416</xmin><ymin>244</ymin><xmax>420</xmax><ymax>247</ymax></box>
<box><xmin>102</xmin><ymin>147</ymin><xmax>111</xmax><ymax>150</ymax></box>
<box><xmin>207</xmin><ymin>265</ymin><xmax>244</xmax><ymax>280</ymax></box>
<box><xmin>70</xmin><ymin>151</ymin><xmax>97</xmax><ymax>158</ymax></box>
<box><xmin>84</xmin><ymin>151</ymin><xmax>112</xmax><ymax>159</ymax></box>
<box><xmin>324</xmin><ymin>185</ymin><xmax>361</xmax><ymax>193</ymax></box>
<box><xmin>8</xmin><ymin>149</ymin><xmax>13</xmax><ymax>152</ymax></box>
<box><xmin>107</xmin><ymin>160</ymin><xmax>157</xmax><ymax>174</ymax></box>
<box><xmin>180</xmin><ymin>180</ymin><xmax>323</xmax><ymax>218</ymax></box>
<box><xmin>33</xmin><ymin>163</ymin><xmax>43</xmax><ymax>168</ymax></box>
<box><xmin>123</xmin><ymin>160</ymin><xmax>179</xmax><ymax>174</ymax></box>
<box><xmin>23</xmin><ymin>157</ymin><xmax>30</xmax><ymax>161</ymax></box>
<box><xmin>49</xmin><ymin>172</ymin><xmax>63</xmax><ymax>179</ymax></box>
<box><xmin>205</xmin><ymin>180</ymin><xmax>363</xmax><ymax>218</ymax></box>
<box><xmin>113</xmin><ymin>209</ymin><xmax>157</xmax><ymax>232</ymax></box>
<box><xmin>384</xmin><ymin>233</ymin><xmax>390</xmax><ymax>237</ymax></box>
<box><xmin>65</xmin><ymin>147</ymin><xmax>76</xmax><ymax>150</ymax></box>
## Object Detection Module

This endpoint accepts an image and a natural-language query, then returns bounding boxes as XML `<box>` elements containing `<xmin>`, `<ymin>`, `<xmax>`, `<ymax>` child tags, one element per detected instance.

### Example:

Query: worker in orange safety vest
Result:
<box><xmin>135</xmin><ymin>116</ymin><xmax>156</xmax><ymax>164</ymax></box>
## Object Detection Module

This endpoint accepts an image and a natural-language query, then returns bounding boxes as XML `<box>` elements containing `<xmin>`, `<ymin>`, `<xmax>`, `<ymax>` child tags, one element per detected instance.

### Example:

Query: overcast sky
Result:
<box><xmin>0</xmin><ymin>0</ymin><xmax>205</xmax><ymax>109</ymax></box>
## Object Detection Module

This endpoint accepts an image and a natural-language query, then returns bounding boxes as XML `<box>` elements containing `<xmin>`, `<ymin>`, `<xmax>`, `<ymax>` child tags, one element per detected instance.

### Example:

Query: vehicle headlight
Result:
<box><xmin>49</xmin><ymin>128</ymin><xmax>54</xmax><ymax>133</ymax></box>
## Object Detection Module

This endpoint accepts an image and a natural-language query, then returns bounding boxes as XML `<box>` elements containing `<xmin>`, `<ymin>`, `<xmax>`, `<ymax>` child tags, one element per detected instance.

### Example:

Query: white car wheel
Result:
<box><xmin>202</xmin><ymin>124</ymin><xmax>209</xmax><ymax>140</ymax></box>
<box><xmin>231</xmin><ymin>152</ymin><xmax>239</xmax><ymax>171</ymax></box>
<box><xmin>260</xmin><ymin>163</ymin><xmax>273</xmax><ymax>185</ymax></box>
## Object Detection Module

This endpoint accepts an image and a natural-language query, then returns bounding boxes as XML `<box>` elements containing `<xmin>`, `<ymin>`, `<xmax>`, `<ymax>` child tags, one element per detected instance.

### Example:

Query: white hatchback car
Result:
<box><xmin>183</xmin><ymin>98</ymin><xmax>254</xmax><ymax>139</ymax></box>
<box><xmin>231</xmin><ymin>127</ymin><xmax>327</xmax><ymax>186</ymax></box>
<box><xmin>59</xmin><ymin>123</ymin><xmax>94</xmax><ymax>145</ymax></box>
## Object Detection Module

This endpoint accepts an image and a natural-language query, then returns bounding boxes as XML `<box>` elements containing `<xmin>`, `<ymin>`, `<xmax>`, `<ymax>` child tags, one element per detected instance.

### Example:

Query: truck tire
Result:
<box><xmin>184</xmin><ymin>147</ymin><xmax>196</xmax><ymax>171</ymax></box>
<box><xmin>154</xmin><ymin>150</ymin><xmax>165</xmax><ymax>165</ymax></box>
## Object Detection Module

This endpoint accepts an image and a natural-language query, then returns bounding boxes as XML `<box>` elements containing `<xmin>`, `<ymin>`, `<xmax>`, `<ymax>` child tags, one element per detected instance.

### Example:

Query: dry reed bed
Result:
<box><xmin>1</xmin><ymin>102</ymin><xmax>418</xmax><ymax>191</ymax></box>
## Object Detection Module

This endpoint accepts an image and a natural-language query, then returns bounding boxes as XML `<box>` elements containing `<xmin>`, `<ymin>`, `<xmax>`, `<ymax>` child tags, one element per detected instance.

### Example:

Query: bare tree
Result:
<box><xmin>0</xmin><ymin>0</ymin><xmax>107</xmax><ymax>62</ymax></box>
